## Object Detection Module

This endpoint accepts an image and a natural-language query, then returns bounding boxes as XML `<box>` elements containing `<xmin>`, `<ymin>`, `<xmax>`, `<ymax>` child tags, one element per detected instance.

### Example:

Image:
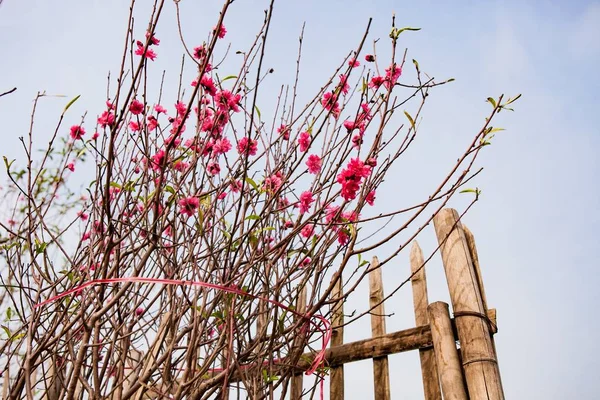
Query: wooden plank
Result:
<box><xmin>433</xmin><ymin>209</ymin><xmax>505</xmax><ymax>400</ymax></box>
<box><xmin>369</xmin><ymin>257</ymin><xmax>391</xmax><ymax>400</ymax></box>
<box><xmin>330</xmin><ymin>276</ymin><xmax>344</xmax><ymax>399</ymax></box>
<box><xmin>410</xmin><ymin>242</ymin><xmax>442</xmax><ymax>400</ymax></box>
<box><xmin>290</xmin><ymin>286</ymin><xmax>307</xmax><ymax>399</ymax></box>
<box><xmin>463</xmin><ymin>225</ymin><xmax>488</xmax><ymax>310</ymax></box>
<box><xmin>428</xmin><ymin>302</ymin><xmax>468</xmax><ymax>400</ymax></box>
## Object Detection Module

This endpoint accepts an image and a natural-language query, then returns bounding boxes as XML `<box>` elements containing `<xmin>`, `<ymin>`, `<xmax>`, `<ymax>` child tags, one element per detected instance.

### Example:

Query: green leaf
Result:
<box><xmin>165</xmin><ymin>185</ymin><xmax>175</xmax><ymax>195</ymax></box>
<box><xmin>1</xmin><ymin>325</ymin><xmax>10</xmax><ymax>338</ymax></box>
<box><xmin>3</xmin><ymin>156</ymin><xmax>15</xmax><ymax>171</ymax></box>
<box><xmin>6</xmin><ymin>307</ymin><xmax>12</xmax><ymax>321</ymax></box>
<box><xmin>245</xmin><ymin>177</ymin><xmax>259</xmax><ymax>192</ymax></box>
<box><xmin>412</xmin><ymin>59</ymin><xmax>420</xmax><ymax>71</ymax></box>
<box><xmin>390</xmin><ymin>26</ymin><xmax>421</xmax><ymax>39</ymax></box>
<box><xmin>254</xmin><ymin>105</ymin><xmax>261</xmax><ymax>119</ymax></box>
<box><xmin>504</xmin><ymin>94</ymin><xmax>522</xmax><ymax>105</ymax></box>
<box><xmin>404</xmin><ymin>111</ymin><xmax>416</xmax><ymax>130</ymax></box>
<box><xmin>109</xmin><ymin>182</ymin><xmax>122</xmax><ymax>189</ymax></box>
<box><xmin>487</xmin><ymin>97</ymin><xmax>497</xmax><ymax>108</ymax></box>
<box><xmin>34</xmin><ymin>239</ymin><xmax>47</xmax><ymax>255</ymax></box>
<box><xmin>460</xmin><ymin>188</ymin><xmax>482</xmax><ymax>196</ymax></box>
<box><xmin>397</xmin><ymin>27</ymin><xmax>421</xmax><ymax>34</ymax></box>
<box><xmin>245</xmin><ymin>215</ymin><xmax>260</xmax><ymax>221</ymax></box>
<box><xmin>221</xmin><ymin>75</ymin><xmax>237</xmax><ymax>83</ymax></box>
<box><xmin>63</xmin><ymin>94</ymin><xmax>81</xmax><ymax>113</ymax></box>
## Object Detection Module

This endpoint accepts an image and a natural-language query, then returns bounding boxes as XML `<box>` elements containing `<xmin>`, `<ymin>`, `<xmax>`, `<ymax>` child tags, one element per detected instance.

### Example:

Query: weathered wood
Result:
<box><xmin>463</xmin><ymin>225</ymin><xmax>488</xmax><ymax>310</ymax></box>
<box><xmin>330</xmin><ymin>275</ymin><xmax>344</xmax><ymax>399</ymax></box>
<box><xmin>410</xmin><ymin>242</ymin><xmax>442</xmax><ymax>400</ymax></box>
<box><xmin>290</xmin><ymin>286</ymin><xmax>307</xmax><ymax>399</ymax></box>
<box><xmin>369</xmin><ymin>257</ymin><xmax>391</xmax><ymax>400</ymax></box>
<box><xmin>428</xmin><ymin>302</ymin><xmax>468</xmax><ymax>400</ymax></box>
<box><xmin>434</xmin><ymin>209</ymin><xmax>505</xmax><ymax>400</ymax></box>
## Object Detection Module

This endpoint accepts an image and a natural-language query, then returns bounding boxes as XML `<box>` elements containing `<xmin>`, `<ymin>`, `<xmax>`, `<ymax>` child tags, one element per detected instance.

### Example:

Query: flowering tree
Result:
<box><xmin>0</xmin><ymin>1</ymin><xmax>519</xmax><ymax>399</ymax></box>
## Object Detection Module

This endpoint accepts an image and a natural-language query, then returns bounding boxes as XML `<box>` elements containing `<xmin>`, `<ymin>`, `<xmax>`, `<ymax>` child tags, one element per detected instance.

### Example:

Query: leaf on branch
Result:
<box><xmin>63</xmin><ymin>94</ymin><xmax>81</xmax><ymax>113</ymax></box>
<box><xmin>487</xmin><ymin>97</ymin><xmax>497</xmax><ymax>108</ymax></box>
<box><xmin>404</xmin><ymin>111</ymin><xmax>416</xmax><ymax>130</ymax></box>
<box><xmin>3</xmin><ymin>156</ymin><xmax>15</xmax><ymax>171</ymax></box>
<box><xmin>459</xmin><ymin>188</ymin><xmax>482</xmax><ymax>196</ymax></box>
<box><xmin>221</xmin><ymin>75</ymin><xmax>237</xmax><ymax>83</ymax></box>
<box><xmin>254</xmin><ymin>105</ymin><xmax>261</xmax><ymax>119</ymax></box>
<box><xmin>245</xmin><ymin>177</ymin><xmax>259</xmax><ymax>192</ymax></box>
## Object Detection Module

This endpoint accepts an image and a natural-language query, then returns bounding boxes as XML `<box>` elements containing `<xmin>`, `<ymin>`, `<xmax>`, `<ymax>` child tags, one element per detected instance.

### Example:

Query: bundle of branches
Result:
<box><xmin>0</xmin><ymin>0</ymin><xmax>518</xmax><ymax>398</ymax></box>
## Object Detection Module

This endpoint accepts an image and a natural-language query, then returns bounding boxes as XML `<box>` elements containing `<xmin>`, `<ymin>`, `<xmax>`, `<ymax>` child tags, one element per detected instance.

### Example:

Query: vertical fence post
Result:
<box><xmin>410</xmin><ymin>242</ymin><xmax>442</xmax><ymax>400</ymax></box>
<box><xmin>330</xmin><ymin>276</ymin><xmax>344</xmax><ymax>399</ymax></box>
<box><xmin>368</xmin><ymin>257</ymin><xmax>391</xmax><ymax>400</ymax></box>
<box><xmin>433</xmin><ymin>208</ymin><xmax>505</xmax><ymax>400</ymax></box>
<box><xmin>291</xmin><ymin>286</ymin><xmax>307</xmax><ymax>399</ymax></box>
<box><xmin>427</xmin><ymin>302</ymin><xmax>468</xmax><ymax>400</ymax></box>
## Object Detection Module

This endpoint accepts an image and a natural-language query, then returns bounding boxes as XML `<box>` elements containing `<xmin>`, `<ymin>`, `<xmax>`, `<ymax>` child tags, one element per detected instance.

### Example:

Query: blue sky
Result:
<box><xmin>1</xmin><ymin>0</ymin><xmax>599</xmax><ymax>398</ymax></box>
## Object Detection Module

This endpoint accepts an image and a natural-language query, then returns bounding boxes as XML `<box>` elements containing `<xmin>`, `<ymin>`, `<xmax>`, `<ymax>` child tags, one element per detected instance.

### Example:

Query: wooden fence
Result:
<box><xmin>291</xmin><ymin>208</ymin><xmax>505</xmax><ymax>399</ymax></box>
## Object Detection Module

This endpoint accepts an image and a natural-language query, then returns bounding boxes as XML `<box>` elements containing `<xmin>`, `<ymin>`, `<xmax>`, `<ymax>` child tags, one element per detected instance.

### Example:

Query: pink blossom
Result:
<box><xmin>215</xmin><ymin>89</ymin><xmax>241</xmax><ymax>113</ymax></box>
<box><xmin>145</xmin><ymin>31</ymin><xmax>160</xmax><ymax>46</ymax></box>
<box><xmin>384</xmin><ymin>64</ymin><xmax>402</xmax><ymax>89</ymax></box>
<box><xmin>135</xmin><ymin>307</ymin><xmax>145</xmax><ymax>316</ymax></box>
<box><xmin>213</xmin><ymin>24</ymin><xmax>227</xmax><ymax>39</ymax></box>
<box><xmin>172</xmin><ymin>160</ymin><xmax>189</xmax><ymax>172</ymax></box>
<box><xmin>298</xmin><ymin>131</ymin><xmax>311</xmax><ymax>152</ymax></box>
<box><xmin>365</xmin><ymin>54</ymin><xmax>375</xmax><ymax>62</ymax></box>
<box><xmin>147</xmin><ymin>115</ymin><xmax>158</xmax><ymax>131</ymax></box>
<box><xmin>283</xmin><ymin>220</ymin><xmax>294</xmax><ymax>229</ymax></box>
<box><xmin>128</xmin><ymin>121</ymin><xmax>141</xmax><ymax>132</ymax></box>
<box><xmin>106</xmin><ymin>100</ymin><xmax>115</xmax><ymax>110</ymax></box>
<box><xmin>193</xmin><ymin>45</ymin><xmax>207</xmax><ymax>61</ymax></box>
<box><xmin>77</xmin><ymin>211</ymin><xmax>89</xmax><ymax>221</ymax></box>
<box><xmin>97</xmin><ymin>111</ymin><xmax>115</xmax><ymax>128</ymax></box>
<box><xmin>336</xmin><ymin>158</ymin><xmax>372</xmax><ymax>201</ymax></box>
<box><xmin>175</xmin><ymin>101</ymin><xmax>187</xmax><ymax>117</ymax></box>
<box><xmin>129</xmin><ymin>99</ymin><xmax>144</xmax><ymax>115</ymax></box>
<box><xmin>217</xmin><ymin>191</ymin><xmax>227</xmax><ymax>200</ymax></box>
<box><xmin>366</xmin><ymin>190</ymin><xmax>376</xmax><ymax>206</ymax></box>
<box><xmin>343</xmin><ymin>120</ymin><xmax>356</xmax><ymax>132</ymax></box>
<box><xmin>92</xmin><ymin>131</ymin><xmax>100</xmax><ymax>140</ymax></box>
<box><xmin>348</xmin><ymin>58</ymin><xmax>360</xmax><ymax>68</ymax></box>
<box><xmin>154</xmin><ymin>104</ymin><xmax>167</xmax><ymax>114</ymax></box>
<box><xmin>135</xmin><ymin>41</ymin><xmax>157</xmax><ymax>61</ymax></box>
<box><xmin>200</xmin><ymin>74</ymin><xmax>217</xmax><ymax>97</ymax></box>
<box><xmin>230</xmin><ymin>179</ymin><xmax>242</xmax><ymax>193</ymax></box>
<box><xmin>301</xmin><ymin>224</ymin><xmax>314</xmax><ymax>238</ymax></box>
<box><xmin>207</xmin><ymin>161</ymin><xmax>221</xmax><ymax>176</ymax></box>
<box><xmin>278</xmin><ymin>197</ymin><xmax>290</xmax><ymax>208</ymax></box>
<box><xmin>277</xmin><ymin>124</ymin><xmax>290</xmax><ymax>140</ymax></box>
<box><xmin>66</xmin><ymin>162</ymin><xmax>75</xmax><ymax>172</ymax></box>
<box><xmin>212</xmin><ymin>137</ymin><xmax>232</xmax><ymax>156</ymax></box>
<box><xmin>299</xmin><ymin>191</ymin><xmax>314</xmax><ymax>214</ymax></box>
<box><xmin>70</xmin><ymin>125</ymin><xmax>85</xmax><ymax>140</ymax></box>
<box><xmin>150</xmin><ymin>150</ymin><xmax>166</xmax><ymax>171</ymax></box>
<box><xmin>301</xmin><ymin>257</ymin><xmax>311</xmax><ymax>267</ymax></box>
<box><xmin>352</xmin><ymin>132</ymin><xmax>363</xmax><ymax>149</ymax></box>
<box><xmin>338</xmin><ymin>74</ymin><xmax>350</xmax><ymax>95</ymax></box>
<box><xmin>366</xmin><ymin>157</ymin><xmax>377</xmax><ymax>167</ymax></box>
<box><xmin>263</xmin><ymin>172</ymin><xmax>284</xmax><ymax>193</ymax></box>
<box><xmin>82</xmin><ymin>231</ymin><xmax>91</xmax><ymax>241</ymax></box>
<box><xmin>178</xmin><ymin>196</ymin><xmax>199</xmax><ymax>217</ymax></box>
<box><xmin>237</xmin><ymin>137</ymin><xmax>258</xmax><ymax>156</ymax></box>
<box><xmin>306</xmin><ymin>154</ymin><xmax>322</xmax><ymax>174</ymax></box>
<box><xmin>369</xmin><ymin>76</ymin><xmax>385</xmax><ymax>89</ymax></box>
<box><xmin>321</xmin><ymin>92</ymin><xmax>340</xmax><ymax>118</ymax></box>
